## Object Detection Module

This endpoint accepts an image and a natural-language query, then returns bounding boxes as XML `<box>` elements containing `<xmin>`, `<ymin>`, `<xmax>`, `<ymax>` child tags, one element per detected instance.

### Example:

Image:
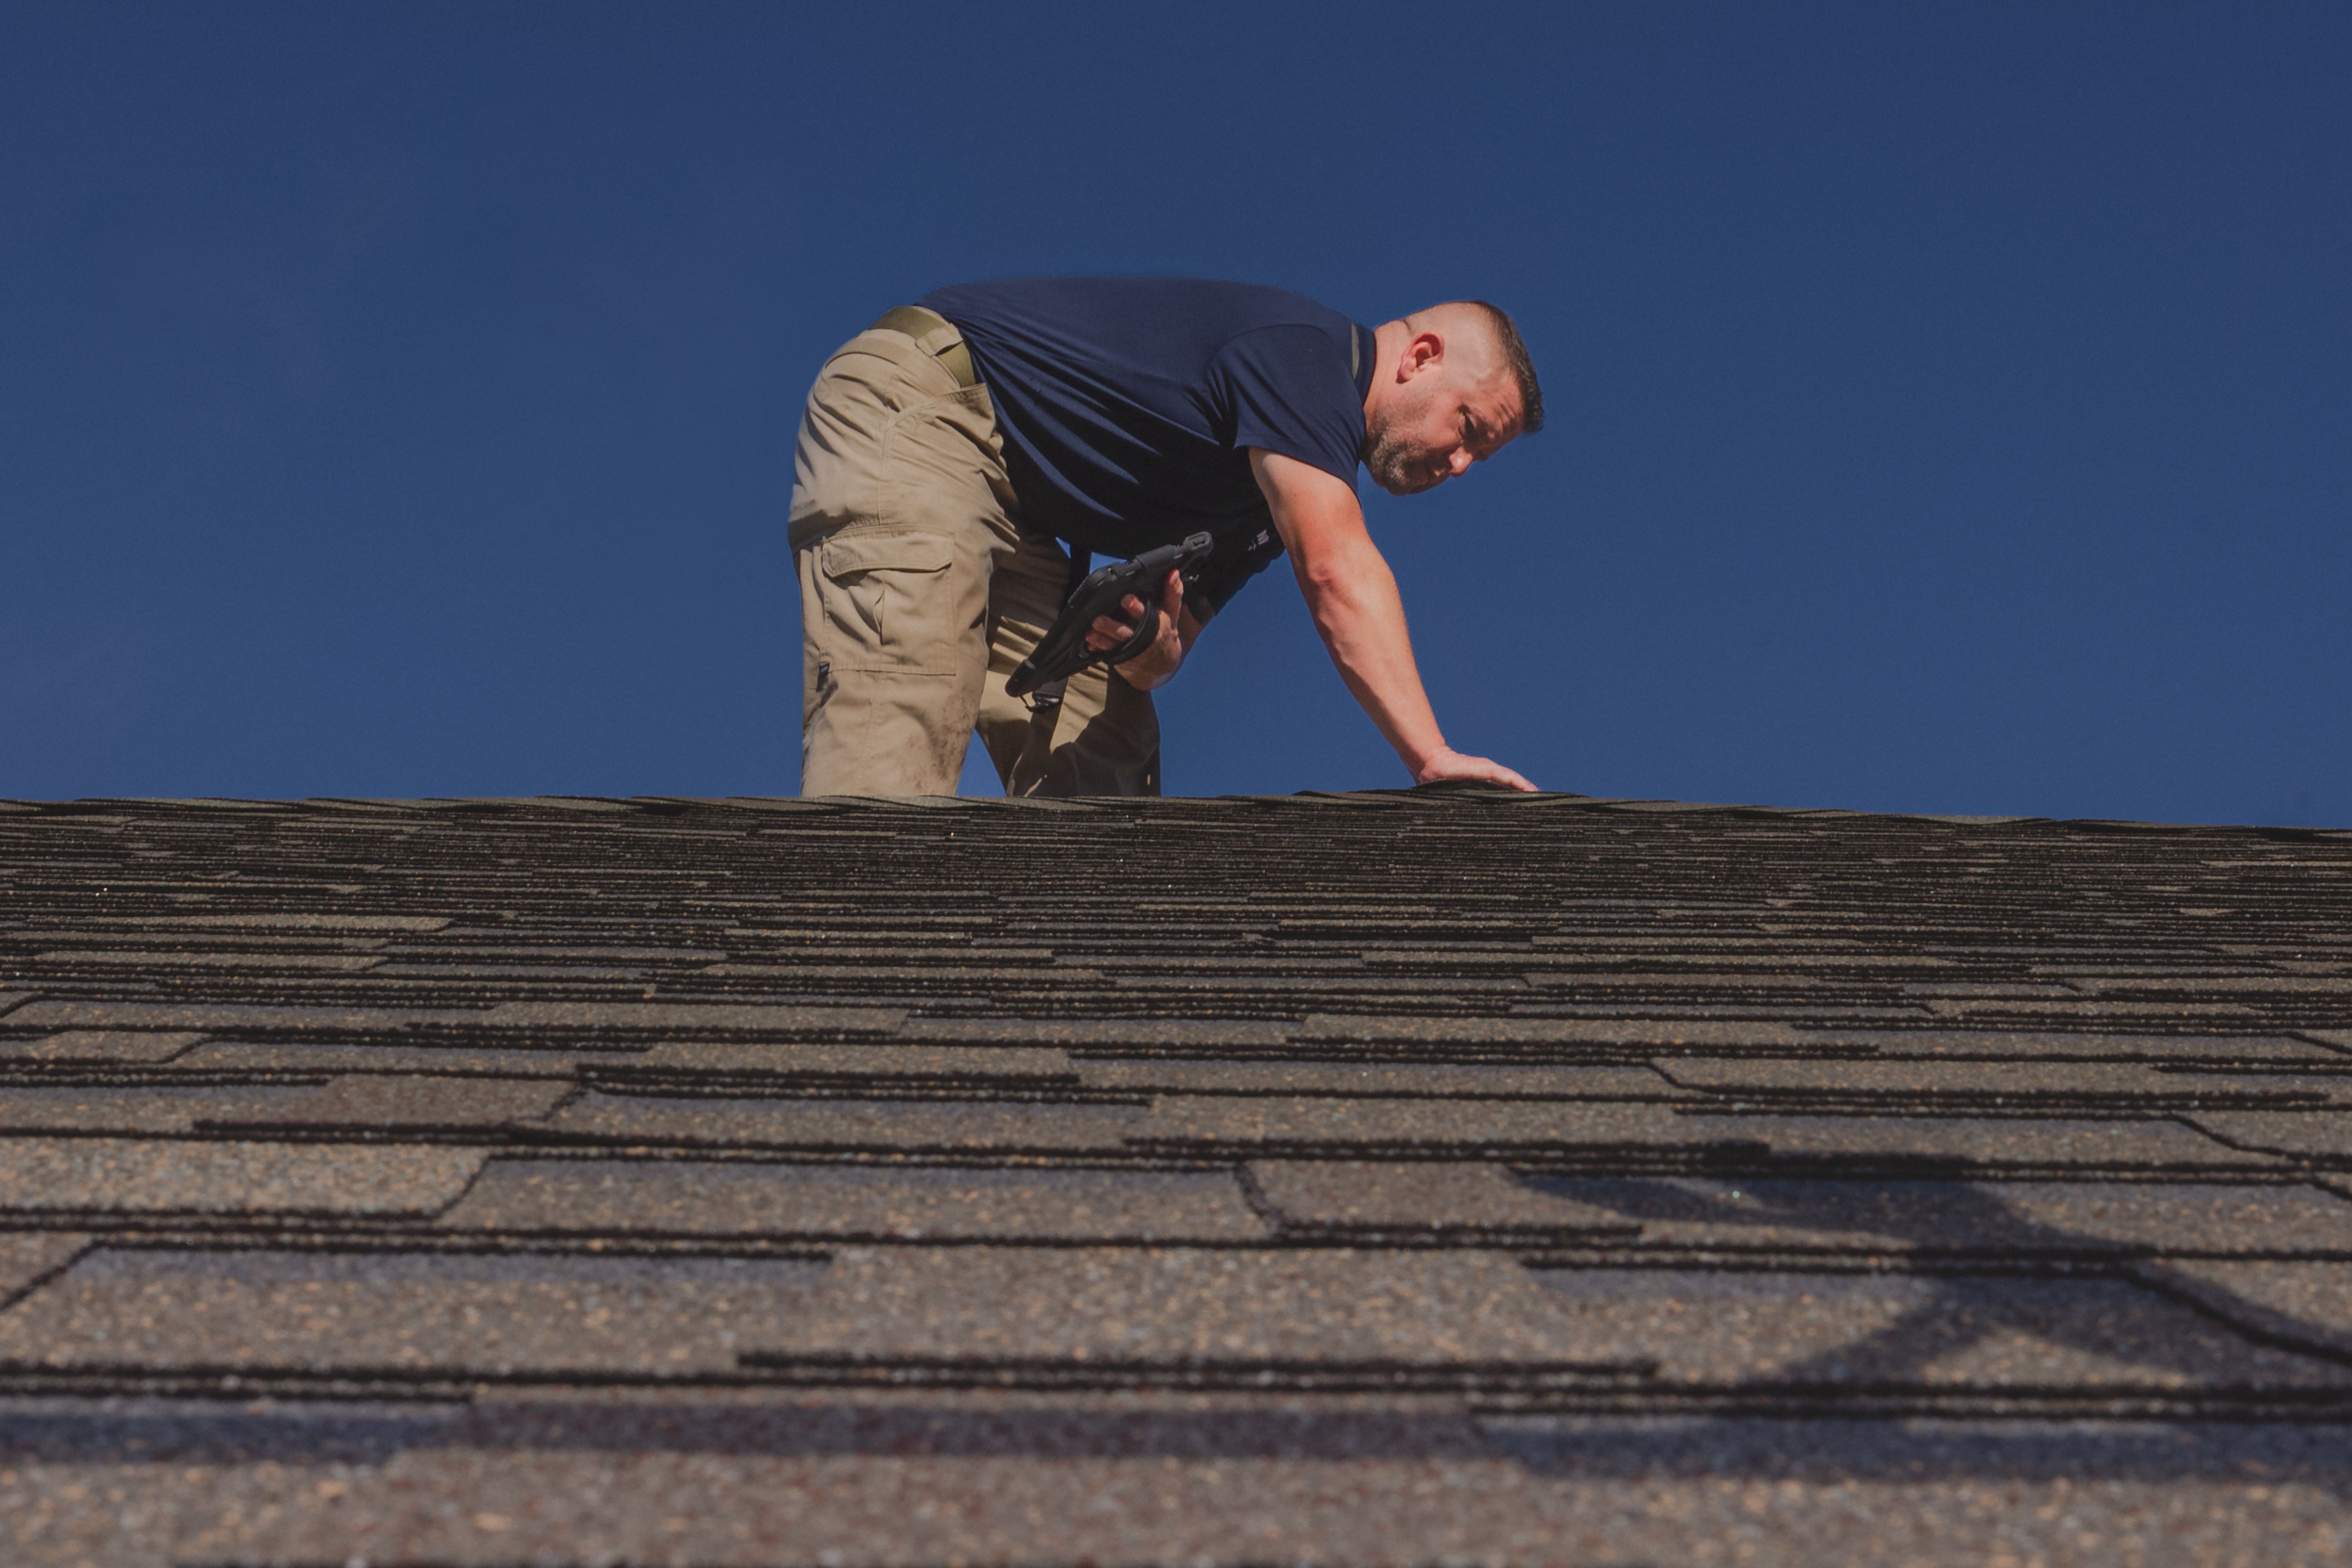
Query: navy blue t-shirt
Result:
<box><xmin>919</xmin><ymin>277</ymin><xmax>1375</xmax><ymax>612</ymax></box>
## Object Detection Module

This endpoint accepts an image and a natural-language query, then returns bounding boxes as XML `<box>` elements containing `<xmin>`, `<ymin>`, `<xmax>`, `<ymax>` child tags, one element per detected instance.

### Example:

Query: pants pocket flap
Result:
<box><xmin>820</xmin><ymin>535</ymin><xmax>954</xmax><ymax>577</ymax></box>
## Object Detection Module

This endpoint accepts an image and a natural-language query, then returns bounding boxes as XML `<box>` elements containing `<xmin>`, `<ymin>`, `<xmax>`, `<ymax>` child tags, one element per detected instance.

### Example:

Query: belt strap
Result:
<box><xmin>1022</xmin><ymin>544</ymin><xmax>1095</xmax><ymax>716</ymax></box>
<box><xmin>870</xmin><ymin>305</ymin><xmax>977</xmax><ymax>389</ymax></box>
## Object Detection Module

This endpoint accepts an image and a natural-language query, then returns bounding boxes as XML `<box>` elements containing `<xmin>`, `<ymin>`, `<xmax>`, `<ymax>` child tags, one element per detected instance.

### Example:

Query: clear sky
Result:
<box><xmin>5</xmin><ymin>3</ymin><xmax>2346</xmax><ymax>824</ymax></box>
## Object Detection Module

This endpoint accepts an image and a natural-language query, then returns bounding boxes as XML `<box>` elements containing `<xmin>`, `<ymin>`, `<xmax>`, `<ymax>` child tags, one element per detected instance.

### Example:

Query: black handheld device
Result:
<box><xmin>1005</xmin><ymin>532</ymin><xmax>1217</xmax><ymax>699</ymax></box>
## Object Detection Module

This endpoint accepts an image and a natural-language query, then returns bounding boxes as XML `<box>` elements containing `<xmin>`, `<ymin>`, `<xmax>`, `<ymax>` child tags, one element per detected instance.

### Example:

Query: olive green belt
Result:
<box><xmin>870</xmin><ymin>305</ymin><xmax>977</xmax><ymax>389</ymax></box>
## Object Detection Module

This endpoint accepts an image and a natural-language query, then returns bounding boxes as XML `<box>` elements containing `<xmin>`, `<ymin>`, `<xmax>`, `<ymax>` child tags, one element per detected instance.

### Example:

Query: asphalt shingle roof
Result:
<box><xmin>3</xmin><ymin>788</ymin><xmax>2351</xmax><ymax>1564</ymax></box>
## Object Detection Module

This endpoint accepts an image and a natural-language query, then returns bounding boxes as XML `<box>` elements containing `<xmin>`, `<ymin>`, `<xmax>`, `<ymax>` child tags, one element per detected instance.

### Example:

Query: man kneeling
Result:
<box><xmin>789</xmin><ymin>276</ymin><xmax>1543</xmax><ymax>797</ymax></box>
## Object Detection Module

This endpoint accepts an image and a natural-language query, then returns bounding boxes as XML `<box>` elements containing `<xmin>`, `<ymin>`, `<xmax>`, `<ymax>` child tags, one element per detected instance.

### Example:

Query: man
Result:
<box><xmin>789</xmin><ymin>277</ymin><xmax>1541</xmax><ymax>797</ymax></box>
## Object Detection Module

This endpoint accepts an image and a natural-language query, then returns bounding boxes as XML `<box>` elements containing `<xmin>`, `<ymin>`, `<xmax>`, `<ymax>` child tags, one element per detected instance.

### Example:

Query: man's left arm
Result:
<box><xmin>1250</xmin><ymin>449</ymin><xmax>1536</xmax><ymax>791</ymax></box>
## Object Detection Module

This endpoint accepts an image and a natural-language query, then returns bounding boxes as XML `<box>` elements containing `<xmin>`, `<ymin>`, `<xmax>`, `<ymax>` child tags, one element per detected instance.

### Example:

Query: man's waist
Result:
<box><xmin>869</xmin><ymin>305</ymin><xmax>976</xmax><ymax>389</ymax></box>
<box><xmin>1020</xmin><ymin>510</ymin><xmax>1265</xmax><ymax>560</ymax></box>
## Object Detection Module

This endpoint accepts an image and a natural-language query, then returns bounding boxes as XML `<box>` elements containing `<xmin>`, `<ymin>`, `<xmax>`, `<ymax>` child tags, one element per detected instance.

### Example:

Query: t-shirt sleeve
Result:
<box><xmin>1207</xmin><ymin>325</ymin><xmax>1366</xmax><ymax>487</ymax></box>
<box><xmin>1186</xmin><ymin>508</ymin><xmax>1285</xmax><ymax>619</ymax></box>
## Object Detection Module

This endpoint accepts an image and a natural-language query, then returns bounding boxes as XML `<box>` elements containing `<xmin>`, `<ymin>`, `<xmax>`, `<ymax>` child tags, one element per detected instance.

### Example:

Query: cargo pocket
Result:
<box><xmin>816</xmin><ymin>532</ymin><xmax>958</xmax><ymax>665</ymax></box>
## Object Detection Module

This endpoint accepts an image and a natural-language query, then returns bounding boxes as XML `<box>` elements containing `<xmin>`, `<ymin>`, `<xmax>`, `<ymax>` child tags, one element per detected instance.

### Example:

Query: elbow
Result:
<box><xmin>1298</xmin><ymin>571</ymin><xmax>1347</xmax><ymax>613</ymax></box>
<box><xmin>1297</xmin><ymin>549</ymin><xmax>1384</xmax><ymax>611</ymax></box>
<box><xmin>1296</xmin><ymin>543</ymin><xmax>1369</xmax><ymax>599</ymax></box>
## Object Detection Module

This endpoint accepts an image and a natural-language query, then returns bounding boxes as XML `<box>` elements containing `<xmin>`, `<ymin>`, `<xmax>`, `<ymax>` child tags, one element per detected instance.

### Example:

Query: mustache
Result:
<box><xmin>1363</xmin><ymin>432</ymin><xmax>1442</xmax><ymax>493</ymax></box>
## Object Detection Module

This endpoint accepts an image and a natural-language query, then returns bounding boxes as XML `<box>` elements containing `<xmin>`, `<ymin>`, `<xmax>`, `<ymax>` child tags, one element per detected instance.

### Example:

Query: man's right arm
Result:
<box><xmin>1249</xmin><ymin>449</ymin><xmax>1535</xmax><ymax>792</ymax></box>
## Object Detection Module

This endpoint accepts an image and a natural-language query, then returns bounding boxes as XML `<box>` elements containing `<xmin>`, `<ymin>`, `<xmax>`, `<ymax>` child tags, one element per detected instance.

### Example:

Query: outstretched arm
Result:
<box><xmin>1249</xmin><ymin>448</ymin><xmax>1535</xmax><ymax>791</ymax></box>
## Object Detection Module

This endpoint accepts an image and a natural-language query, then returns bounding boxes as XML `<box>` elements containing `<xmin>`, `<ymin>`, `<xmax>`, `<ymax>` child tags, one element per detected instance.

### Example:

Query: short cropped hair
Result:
<box><xmin>1466</xmin><ymin>300</ymin><xmax>1544</xmax><ymax>435</ymax></box>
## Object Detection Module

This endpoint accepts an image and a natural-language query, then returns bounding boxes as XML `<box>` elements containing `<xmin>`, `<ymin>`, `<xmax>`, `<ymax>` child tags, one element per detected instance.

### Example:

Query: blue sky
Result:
<box><xmin>4</xmin><ymin>3</ymin><xmax>2346</xmax><ymax>823</ymax></box>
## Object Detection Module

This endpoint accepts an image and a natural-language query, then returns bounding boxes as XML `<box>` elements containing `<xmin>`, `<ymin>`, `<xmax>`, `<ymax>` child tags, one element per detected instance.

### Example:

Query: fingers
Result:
<box><xmin>1460</xmin><ymin>752</ymin><xmax>1537</xmax><ymax>792</ymax></box>
<box><xmin>1492</xmin><ymin>765</ymin><xmax>1540</xmax><ymax>793</ymax></box>
<box><xmin>1081</xmin><ymin>582</ymin><xmax>1180</xmax><ymax>656</ymax></box>
<box><xmin>1084</xmin><ymin>601</ymin><xmax>1156</xmax><ymax>653</ymax></box>
<box><xmin>1417</xmin><ymin>748</ymin><xmax>1540</xmax><ymax>793</ymax></box>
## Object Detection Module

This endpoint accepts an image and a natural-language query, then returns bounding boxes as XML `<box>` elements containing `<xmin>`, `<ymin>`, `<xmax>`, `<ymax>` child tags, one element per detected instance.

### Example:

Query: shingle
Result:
<box><xmin>137</xmin><ymin>913</ymin><xmax>451</xmax><ymax>931</ymax></box>
<box><xmin>699</xmin><ymin>961</ymin><xmax>1106</xmax><ymax>983</ymax></box>
<box><xmin>1520</xmin><ymin>970</ymin><xmax>1825</xmax><ymax>990</ymax></box>
<box><xmin>2185</xmin><ymin>1110</ymin><xmax>2352</xmax><ymax>1160</ymax></box>
<box><xmin>1080</xmin><ymin>1062</ymin><xmax>1680</xmax><ymax>1099</ymax></box>
<box><xmin>1668</xmin><ymin>1113</ymin><xmax>2275</xmax><ymax>1173</ymax></box>
<box><xmin>0</xmin><ymin>1030</ymin><xmax>203</xmax><ymax>1065</ymax></box>
<box><xmin>381</xmin><ymin>941</ymin><xmax>726</xmax><ymax>961</ymax></box>
<box><xmin>1657</xmin><ymin>1057</ymin><xmax>2302</xmax><ymax>1106</ymax></box>
<box><xmin>1902</xmin><ymin>982</ymin><xmax>2082</xmax><ymax>999</ymax></box>
<box><xmin>14</xmin><ymin>927</ymin><xmax>388</xmax><ymax>949</ymax></box>
<box><xmin>369</xmin><ymin>961</ymin><xmax>648</xmax><ymax>980</ymax></box>
<box><xmin>546</xmin><ymin>1093</ymin><xmax>1143</xmax><ymax>1154</ymax></box>
<box><xmin>2138</xmin><ymin>1260</ymin><xmax>2352</xmax><ymax>1357</ymax></box>
<box><xmin>1296</xmin><ymin>1014</ymin><xmax>1857</xmax><ymax>1050</ymax></box>
<box><xmin>2067</xmin><ymin>975</ymin><xmax>2352</xmax><ymax>995</ymax></box>
<box><xmin>197</xmin><ymin>1074</ymin><xmax>573</xmax><ymax>1133</ymax></box>
<box><xmin>0</xmin><ymin>1139</ymin><xmax>484</xmax><ymax>1214</ymax></box>
<box><xmin>438</xmin><ymin>1160</ymin><xmax>1266</xmax><ymax>1242</ymax></box>
<box><xmin>29</xmin><ymin>948</ymin><xmax>387</xmax><ymax>971</ymax></box>
<box><xmin>1130</xmin><ymin>1096</ymin><xmax>1751</xmax><ymax>1159</ymax></box>
<box><xmin>0</xmin><ymin>1232</ymin><xmax>89</xmax><ymax>1306</ymax></box>
<box><xmin>0</xmin><ymin>1248</ymin><xmax>824</xmax><ymax>1375</ymax></box>
<box><xmin>0</xmin><ymin>1001</ymin><xmax>483</xmax><ymax>1034</ymax></box>
<box><xmin>477</xmin><ymin>1001</ymin><xmax>907</xmax><ymax>1036</ymax></box>
<box><xmin>175</xmin><ymin>1042</ymin><xmax>640</xmax><ymax>1075</ymax></box>
<box><xmin>751</xmin><ymin>1246</ymin><xmax>1646</xmax><ymax>1371</ymax></box>
<box><xmin>1308</xmin><ymin>1011</ymin><xmax>1834</xmax><ymax>1048</ymax></box>
<box><xmin>1246</xmin><ymin>1161</ymin><xmax>1638</xmax><ymax>1241</ymax></box>
<box><xmin>1917</xmin><ymin>998</ymin><xmax>2268</xmax><ymax>1022</ymax></box>
<box><xmin>1527</xmin><ymin>1177</ymin><xmax>2352</xmax><ymax>1256</ymax></box>
<box><xmin>3</xmin><ymin>1000</ymin><xmax>900</xmax><ymax>1041</ymax></box>
<box><xmin>2175</xmin><ymin>1072</ymin><xmax>2352</xmax><ymax>1107</ymax></box>
<box><xmin>1522</xmin><ymin>1268</ymin><xmax>2349</xmax><ymax>1390</ymax></box>
<box><xmin>1842</xmin><ymin>1030</ymin><xmax>2346</xmax><ymax>1064</ymax></box>
<box><xmin>625</xmin><ymin>1041</ymin><xmax>1074</xmax><ymax>1084</ymax></box>
<box><xmin>0</xmin><ymin>1086</ymin><xmax>318</xmax><ymax>1134</ymax></box>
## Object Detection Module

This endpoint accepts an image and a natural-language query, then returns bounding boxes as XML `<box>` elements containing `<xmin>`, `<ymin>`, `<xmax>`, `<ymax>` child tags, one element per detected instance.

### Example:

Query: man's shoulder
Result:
<box><xmin>925</xmin><ymin>275</ymin><xmax>1326</xmax><ymax>301</ymax></box>
<box><xmin>923</xmin><ymin>276</ymin><xmax>1349</xmax><ymax>333</ymax></box>
<box><xmin>1209</xmin><ymin>320</ymin><xmax>1355</xmax><ymax>371</ymax></box>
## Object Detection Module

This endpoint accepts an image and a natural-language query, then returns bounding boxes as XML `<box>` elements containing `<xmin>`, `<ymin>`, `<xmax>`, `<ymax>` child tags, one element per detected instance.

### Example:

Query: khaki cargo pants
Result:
<box><xmin>789</xmin><ymin>317</ymin><xmax>1159</xmax><ymax>797</ymax></box>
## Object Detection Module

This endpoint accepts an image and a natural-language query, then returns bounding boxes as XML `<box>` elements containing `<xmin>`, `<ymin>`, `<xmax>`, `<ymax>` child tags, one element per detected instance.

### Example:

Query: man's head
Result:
<box><xmin>1360</xmin><ymin>301</ymin><xmax>1544</xmax><ymax>496</ymax></box>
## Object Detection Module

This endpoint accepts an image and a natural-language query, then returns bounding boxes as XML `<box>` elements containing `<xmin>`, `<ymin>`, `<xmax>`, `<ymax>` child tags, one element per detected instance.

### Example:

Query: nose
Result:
<box><xmin>1447</xmin><ymin>447</ymin><xmax>1473</xmax><ymax>478</ymax></box>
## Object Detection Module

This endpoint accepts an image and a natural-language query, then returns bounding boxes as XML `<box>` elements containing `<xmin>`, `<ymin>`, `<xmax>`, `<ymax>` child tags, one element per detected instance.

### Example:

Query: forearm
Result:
<box><xmin>1296</xmin><ymin>542</ymin><xmax>1447</xmax><ymax>772</ymax></box>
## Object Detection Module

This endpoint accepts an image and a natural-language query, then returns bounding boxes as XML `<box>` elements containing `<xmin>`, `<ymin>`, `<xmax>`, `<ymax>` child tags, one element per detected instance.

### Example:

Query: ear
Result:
<box><xmin>1397</xmin><ymin>331</ymin><xmax>1445</xmax><ymax>381</ymax></box>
